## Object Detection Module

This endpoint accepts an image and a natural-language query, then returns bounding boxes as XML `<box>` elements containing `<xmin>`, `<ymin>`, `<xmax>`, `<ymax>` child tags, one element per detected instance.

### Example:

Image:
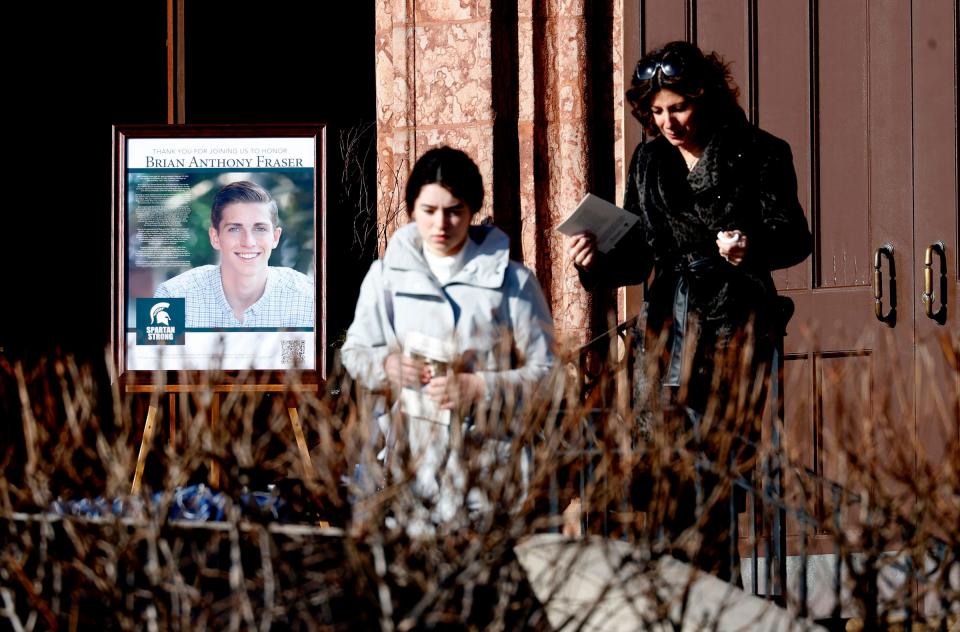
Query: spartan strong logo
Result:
<box><xmin>146</xmin><ymin>301</ymin><xmax>176</xmax><ymax>341</ymax></box>
<box><xmin>136</xmin><ymin>298</ymin><xmax>184</xmax><ymax>345</ymax></box>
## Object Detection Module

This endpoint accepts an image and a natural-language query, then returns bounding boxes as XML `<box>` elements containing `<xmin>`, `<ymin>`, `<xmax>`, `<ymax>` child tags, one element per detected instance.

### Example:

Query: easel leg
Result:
<box><xmin>168</xmin><ymin>393</ymin><xmax>176</xmax><ymax>449</ymax></box>
<box><xmin>287</xmin><ymin>407</ymin><xmax>314</xmax><ymax>479</ymax></box>
<box><xmin>131</xmin><ymin>405</ymin><xmax>159</xmax><ymax>495</ymax></box>
<box><xmin>209</xmin><ymin>393</ymin><xmax>220</xmax><ymax>487</ymax></box>
<box><xmin>288</xmin><ymin>407</ymin><xmax>328</xmax><ymax>527</ymax></box>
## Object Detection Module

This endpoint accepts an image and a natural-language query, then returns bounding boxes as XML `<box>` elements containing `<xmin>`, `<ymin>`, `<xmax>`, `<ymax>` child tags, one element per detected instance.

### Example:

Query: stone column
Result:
<box><xmin>374</xmin><ymin>0</ymin><xmax>625</xmax><ymax>346</ymax></box>
<box><xmin>374</xmin><ymin>0</ymin><xmax>496</xmax><ymax>243</ymax></box>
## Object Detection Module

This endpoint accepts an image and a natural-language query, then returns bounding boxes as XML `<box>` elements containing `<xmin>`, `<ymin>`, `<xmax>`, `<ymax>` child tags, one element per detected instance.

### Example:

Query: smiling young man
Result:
<box><xmin>154</xmin><ymin>181</ymin><xmax>314</xmax><ymax>328</ymax></box>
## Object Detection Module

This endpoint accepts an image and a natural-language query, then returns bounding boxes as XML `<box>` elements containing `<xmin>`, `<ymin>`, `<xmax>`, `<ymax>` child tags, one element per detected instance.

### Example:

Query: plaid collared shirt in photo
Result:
<box><xmin>155</xmin><ymin>265</ymin><xmax>314</xmax><ymax>328</ymax></box>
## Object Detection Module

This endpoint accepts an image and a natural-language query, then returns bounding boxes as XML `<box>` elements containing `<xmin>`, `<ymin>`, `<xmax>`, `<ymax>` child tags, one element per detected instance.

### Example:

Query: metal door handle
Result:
<box><xmin>922</xmin><ymin>241</ymin><xmax>947</xmax><ymax>324</ymax></box>
<box><xmin>873</xmin><ymin>244</ymin><xmax>896</xmax><ymax>326</ymax></box>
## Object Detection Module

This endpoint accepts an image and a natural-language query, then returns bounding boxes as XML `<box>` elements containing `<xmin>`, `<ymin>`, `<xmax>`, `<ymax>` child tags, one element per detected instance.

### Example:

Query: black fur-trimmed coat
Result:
<box><xmin>581</xmin><ymin>113</ymin><xmax>811</xmax><ymax>409</ymax></box>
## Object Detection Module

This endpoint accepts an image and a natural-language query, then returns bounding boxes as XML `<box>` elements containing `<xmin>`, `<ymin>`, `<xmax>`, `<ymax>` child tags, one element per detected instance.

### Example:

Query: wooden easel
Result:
<box><xmin>129</xmin><ymin>383</ymin><xmax>318</xmax><ymax>494</ymax></box>
<box><xmin>125</xmin><ymin>8</ymin><xmax>323</xmax><ymax>503</ymax></box>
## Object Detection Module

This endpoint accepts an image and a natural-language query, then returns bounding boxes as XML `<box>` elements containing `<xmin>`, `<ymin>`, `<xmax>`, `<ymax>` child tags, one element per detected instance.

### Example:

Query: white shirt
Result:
<box><xmin>422</xmin><ymin>246</ymin><xmax>466</xmax><ymax>285</ymax></box>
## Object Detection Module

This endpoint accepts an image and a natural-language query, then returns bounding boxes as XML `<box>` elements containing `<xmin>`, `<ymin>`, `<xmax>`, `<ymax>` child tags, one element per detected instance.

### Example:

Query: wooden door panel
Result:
<box><xmin>912</xmin><ymin>0</ymin><xmax>959</xmax><ymax>469</ymax></box>
<box><xmin>818</xmin><ymin>353</ymin><xmax>873</xmax><ymax>485</ymax></box>
<box><xmin>818</xmin><ymin>0</ymin><xmax>872</xmax><ymax>290</ymax></box>
<box><xmin>782</xmin><ymin>354</ymin><xmax>813</xmax><ymax>538</ymax></box>
<box><xmin>783</xmin><ymin>355</ymin><xmax>814</xmax><ymax>474</ymax></box>
<box><xmin>641</xmin><ymin>0</ymin><xmax>687</xmax><ymax>50</ymax></box>
<box><xmin>758</xmin><ymin>0</ymin><xmax>812</xmax><ymax>292</ymax></box>
<box><xmin>696</xmin><ymin>0</ymin><xmax>749</xmax><ymax>103</ymax></box>
<box><xmin>787</xmin><ymin>1</ymin><xmax>916</xmax><ymax>506</ymax></box>
<box><xmin>787</xmin><ymin>289</ymin><xmax>885</xmax><ymax>353</ymax></box>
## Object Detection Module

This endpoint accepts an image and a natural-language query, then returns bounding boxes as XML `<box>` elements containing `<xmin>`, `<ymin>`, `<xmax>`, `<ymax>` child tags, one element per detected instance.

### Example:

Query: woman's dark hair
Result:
<box><xmin>211</xmin><ymin>180</ymin><xmax>279</xmax><ymax>230</ymax></box>
<box><xmin>626</xmin><ymin>41</ymin><xmax>741</xmax><ymax>140</ymax></box>
<box><xmin>405</xmin><ymin>146</ymin><xmax>484</xmax><ymax>216</ymax></box>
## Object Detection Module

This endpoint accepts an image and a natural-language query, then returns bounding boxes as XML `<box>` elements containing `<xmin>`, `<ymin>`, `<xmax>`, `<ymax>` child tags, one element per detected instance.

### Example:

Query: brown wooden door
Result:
<box><xmin>912</xmin><ymin>1</ymin><xmax>959</xmax><ymax>472</ymax></box>
<box><xmin>768</xmin><ymin>1</ymin><xmax>920</xmax><ymax>552</ymax></box>
<box><xmin>633</xmin><ymin>0</ymin><xmax>959</xmax><ymax>557</ymax></box>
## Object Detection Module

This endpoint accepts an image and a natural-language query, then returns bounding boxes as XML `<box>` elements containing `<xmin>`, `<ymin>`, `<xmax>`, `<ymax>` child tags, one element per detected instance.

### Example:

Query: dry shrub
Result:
<box><xmin>0</xmin><ymin>329</ymin><xmax>957</xmax><ymax>630</ymax></box>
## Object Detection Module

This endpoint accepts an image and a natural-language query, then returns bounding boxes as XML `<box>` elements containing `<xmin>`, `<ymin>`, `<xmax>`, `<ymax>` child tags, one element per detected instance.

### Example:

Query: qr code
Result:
<box><xmin>281</xmin><ymin>339</ymin><xmax>306</xmax><ymax>365</ymax></box>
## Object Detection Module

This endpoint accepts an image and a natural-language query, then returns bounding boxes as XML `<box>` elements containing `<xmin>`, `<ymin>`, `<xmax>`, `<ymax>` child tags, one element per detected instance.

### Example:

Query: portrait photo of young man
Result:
<box><xmin>155</xmin><ymin>180</ymin><xmax>314</xmax><ymax>329</ymax></box>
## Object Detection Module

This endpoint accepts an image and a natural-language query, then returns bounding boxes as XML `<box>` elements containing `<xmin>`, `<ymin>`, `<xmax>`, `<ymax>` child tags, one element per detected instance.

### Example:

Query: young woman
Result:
<box><xmin>342</xmin><ymin>146</ymin><xmax>555</xmax><ymax>527</ymax></box>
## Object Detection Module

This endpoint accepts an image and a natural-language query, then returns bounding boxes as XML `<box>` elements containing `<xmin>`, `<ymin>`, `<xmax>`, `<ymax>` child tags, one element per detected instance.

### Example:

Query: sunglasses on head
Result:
<box><xmin>634</xmin><ymin>53</ymin><xmax>684</xmax><ymax>81</ymax></box>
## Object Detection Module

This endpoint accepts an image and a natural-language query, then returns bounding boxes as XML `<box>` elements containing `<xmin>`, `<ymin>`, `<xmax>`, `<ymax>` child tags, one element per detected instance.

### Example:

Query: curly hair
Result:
<box><xmin>626</xmin><ymin>41</ymin><xmax>741</xmax><ymax>140</ymax></box>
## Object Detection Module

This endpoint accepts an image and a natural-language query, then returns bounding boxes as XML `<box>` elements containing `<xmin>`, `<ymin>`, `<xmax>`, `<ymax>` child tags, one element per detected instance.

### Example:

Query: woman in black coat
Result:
<box><xmin>568</xmin><ymin>41</ymin><xmax>811</xmax><ymax>580</ymax></box>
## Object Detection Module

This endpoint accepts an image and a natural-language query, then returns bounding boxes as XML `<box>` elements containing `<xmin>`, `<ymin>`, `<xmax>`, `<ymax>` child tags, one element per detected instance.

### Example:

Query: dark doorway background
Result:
<box><xmin>4</xmin><ymin>0</ymin><xmax>377</xmax><ymax>368</ymax></box>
